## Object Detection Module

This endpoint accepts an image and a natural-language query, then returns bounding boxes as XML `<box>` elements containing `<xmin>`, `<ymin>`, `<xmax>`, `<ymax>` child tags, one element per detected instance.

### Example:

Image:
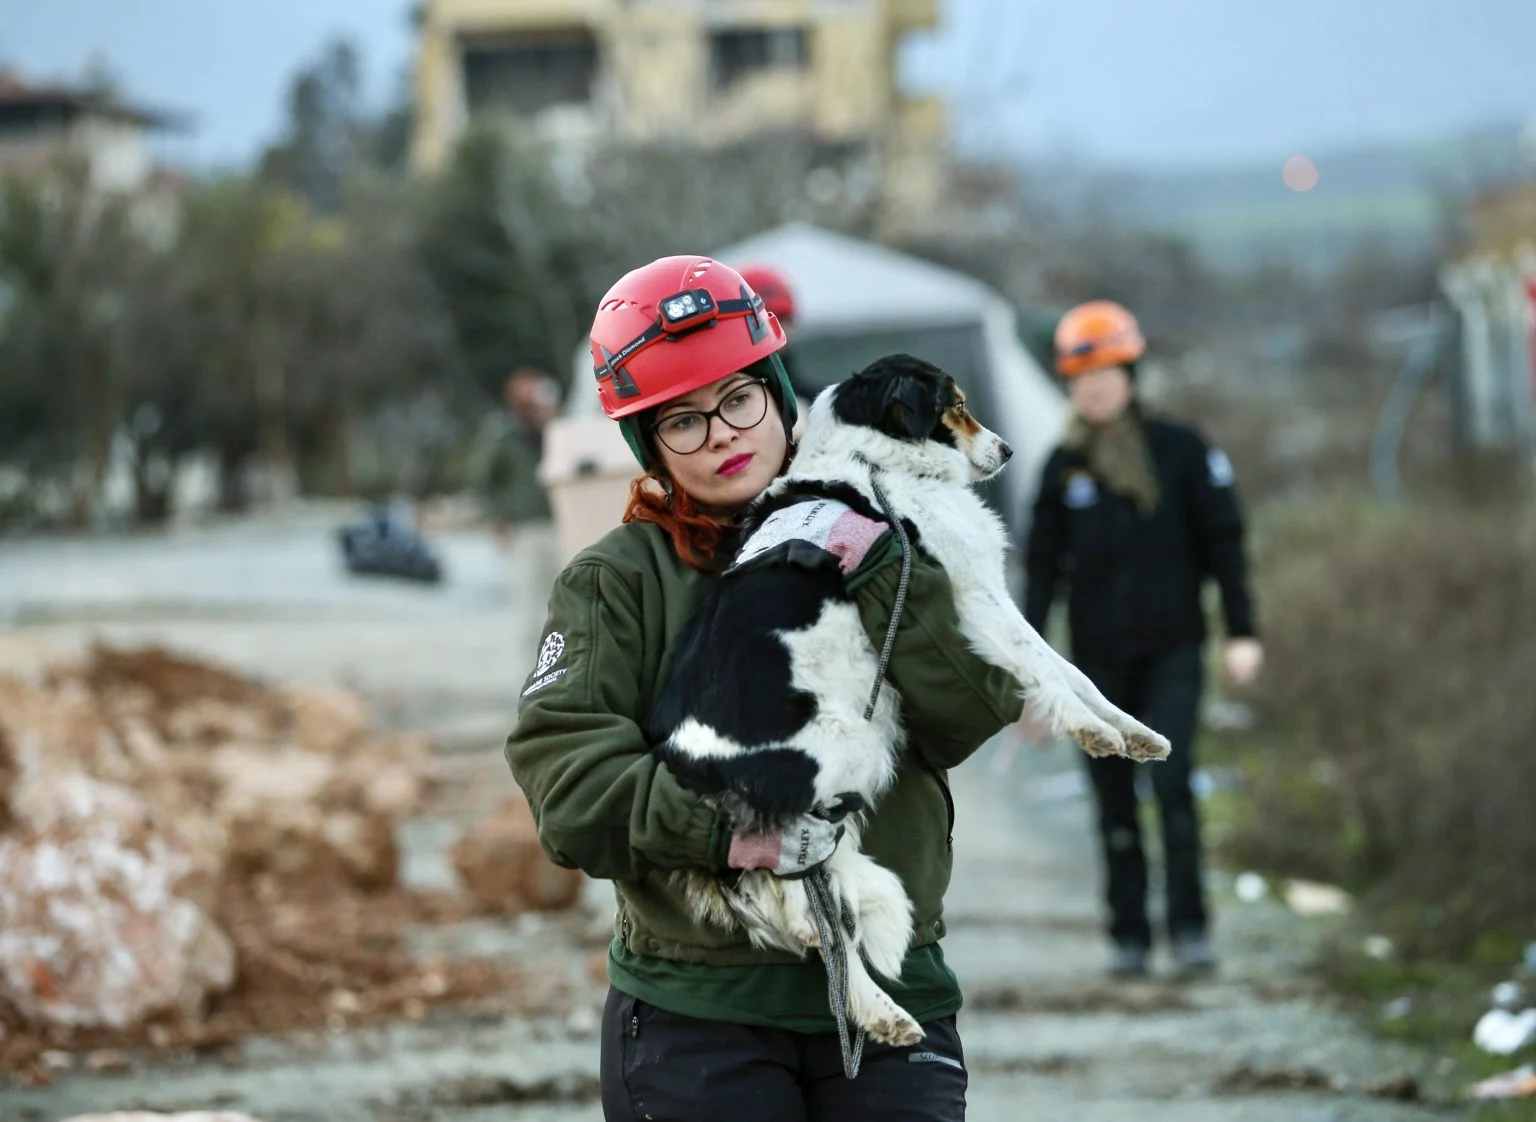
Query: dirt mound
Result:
<box><xmin>451</xmin><ymin>797</ymin><xmax>584</xmax><ymax>915</ymax></box>
<box><xmin>0</xmin><ymin>644</ymin><xmax>475</xmax><ymax>1085</ymax></box>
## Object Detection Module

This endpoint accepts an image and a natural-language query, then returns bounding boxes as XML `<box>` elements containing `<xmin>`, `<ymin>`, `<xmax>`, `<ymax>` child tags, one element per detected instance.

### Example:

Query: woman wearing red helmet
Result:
<box><xmin>505</xmin><ymin>256</ymin><xmax>1024</xmax><ymax>1120</ymax></box>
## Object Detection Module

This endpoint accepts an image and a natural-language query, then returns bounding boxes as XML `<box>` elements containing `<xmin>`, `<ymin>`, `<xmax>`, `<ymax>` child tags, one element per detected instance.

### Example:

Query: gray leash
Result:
<box><xmin>863</xmin><ymin>470</ymin><xmax>912</xmax><ymax>721</ymax></box>
<box><xmin>806</xmin><ymin>864</ymin><xmax>865</xmax><ymax>1078</ymax></box>
<box><xmin>808</xmin><ymin>466</ymin><xmax>913</xmax><ymax>1079</ymax></box>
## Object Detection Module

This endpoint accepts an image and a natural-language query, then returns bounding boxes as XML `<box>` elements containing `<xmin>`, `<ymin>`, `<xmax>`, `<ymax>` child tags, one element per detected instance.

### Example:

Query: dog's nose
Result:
<box><xmin>1000</xmin><ymin>442</ymin><xmax>1014</xmax><ymax>461</ymax></box>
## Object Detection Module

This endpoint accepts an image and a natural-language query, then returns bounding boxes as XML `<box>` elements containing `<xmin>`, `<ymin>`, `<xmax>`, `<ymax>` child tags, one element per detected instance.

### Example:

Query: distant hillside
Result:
<box><xmin>1032</xmin><ymin>121</ymin><xmax>1534</xmax><ymax>270</ymax></box>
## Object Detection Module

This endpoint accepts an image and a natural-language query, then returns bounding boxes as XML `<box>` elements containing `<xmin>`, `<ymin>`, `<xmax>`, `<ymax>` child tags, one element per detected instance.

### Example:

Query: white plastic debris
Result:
<box><xmin>1492</xmin><ymin>981</ymin><xmax>1528</xmax><ymax>1011</ymax></box>
<box><xmin>1472</xmin><ymin>1008</ymin><xmax>1536</xmax><ymax>1056</ymax></box>
<box><xmin>1362</xmin><ymin>935</ymin><xmax>1395</xmax><ymax>961</ymax></box>
<box><xmin>1234</xmin><ymin>872</ymin><xmax>1268</xmax><ymax>903</ymax></box>
<box><xmin>1281</xmin><ymin>879</ymin><xmax>1352</xmax><ymax>916</ymax></box>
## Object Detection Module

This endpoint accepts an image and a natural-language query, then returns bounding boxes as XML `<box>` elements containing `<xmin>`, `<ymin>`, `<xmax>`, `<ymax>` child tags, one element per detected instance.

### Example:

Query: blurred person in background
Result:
<box><xmin>475</xmin><ymin>366</ymin><xmax>563</xmax><ymax>658</ymax></box>
<box><xmin>1022</xmin><ymin>300</ymin><xmax>1263</xmax><ymax>979</ymax></box>
<box><xmin>737</xmin><ymin>263</ymin><xmax>812</xmax><ymax>425</ymax></box>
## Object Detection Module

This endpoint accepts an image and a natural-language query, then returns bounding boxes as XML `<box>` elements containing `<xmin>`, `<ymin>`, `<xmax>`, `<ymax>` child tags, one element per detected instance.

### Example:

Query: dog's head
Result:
<box><xmin>824</xmin><ymin>354</ymin><xmax>1012</xmax><ymax>483</ymax></box>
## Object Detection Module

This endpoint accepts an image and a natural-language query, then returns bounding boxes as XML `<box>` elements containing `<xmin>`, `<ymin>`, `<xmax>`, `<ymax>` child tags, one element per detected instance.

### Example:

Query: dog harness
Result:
<box><xmin>728</xmin><ymin>497</ymin><xmax>889</xmax><ymax>577</ymax></box>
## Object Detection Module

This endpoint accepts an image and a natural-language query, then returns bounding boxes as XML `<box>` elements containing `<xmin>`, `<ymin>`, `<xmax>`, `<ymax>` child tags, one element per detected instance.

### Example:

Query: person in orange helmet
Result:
<box><xmin>1023</xmin><ymin>300</ymin><xmax>1263</xmax><ymax>979</ymax></box>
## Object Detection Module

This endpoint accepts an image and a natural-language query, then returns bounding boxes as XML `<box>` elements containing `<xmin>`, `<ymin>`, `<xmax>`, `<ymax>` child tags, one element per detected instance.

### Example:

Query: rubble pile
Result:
<box><xmin>0</xmin><ymin>644</ymin><xmax>490</xmax><ymax>1081</ymax></box>
<box><xmin>450</xmin><ymin>796</ymin><xmax>585</xmax><ymax>915</ymax></box>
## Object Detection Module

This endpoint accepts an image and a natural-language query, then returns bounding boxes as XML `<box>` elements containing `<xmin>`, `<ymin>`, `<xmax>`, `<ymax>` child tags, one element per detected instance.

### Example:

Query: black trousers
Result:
<box><xmin>600</xmin><ymin>988</ymin><xmax>968</xmax><ymax>1121</ymax></box>
<box><xmin>1076</xmin><ymin>644</ymin><xmax>1207</xmax><ymax>947</ymax></box>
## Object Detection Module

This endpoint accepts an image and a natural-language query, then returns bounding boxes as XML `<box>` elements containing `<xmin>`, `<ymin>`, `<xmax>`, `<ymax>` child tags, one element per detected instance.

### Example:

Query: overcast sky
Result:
<box><xmin>1</xmin><ymin>0</ymin><xmax>1531</xmax><ymax>171</ymax></box>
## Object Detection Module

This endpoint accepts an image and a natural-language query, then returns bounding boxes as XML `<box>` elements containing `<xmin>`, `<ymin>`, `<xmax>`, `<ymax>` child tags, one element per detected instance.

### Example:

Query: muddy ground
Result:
<box><xmin>0</xmin><ymin>509</ymin><xmax>1466</xmax><ymax>1120</ymax></box>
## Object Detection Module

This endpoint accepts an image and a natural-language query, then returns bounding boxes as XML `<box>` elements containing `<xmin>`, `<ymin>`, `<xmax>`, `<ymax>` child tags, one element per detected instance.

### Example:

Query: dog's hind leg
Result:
<box><xmin>841</xmin><ymin>946</ymin><xmax>924</xmax><ymax>1047</ymax></box>
<box><xmin>828</xmin><ymin>844</ymin><xmax>914</xmax><ymax>983</ymax></box>
<box><xmin>786</xmin><ymin>853</ymin><xmax>922</xmax><ymax>1047</ymax></box>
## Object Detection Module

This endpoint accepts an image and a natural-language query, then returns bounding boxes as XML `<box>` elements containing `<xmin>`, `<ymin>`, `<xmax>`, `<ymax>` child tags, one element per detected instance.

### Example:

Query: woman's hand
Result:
<box><xmin>1222</xmin><ymin>637</ymin><xmax>1265</xmax><ymax>686</ymax></box>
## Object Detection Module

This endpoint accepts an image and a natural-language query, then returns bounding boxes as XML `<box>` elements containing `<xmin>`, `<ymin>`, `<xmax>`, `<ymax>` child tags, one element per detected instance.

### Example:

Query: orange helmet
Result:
<box><xmin>589</xmin><ymin>255</ymin><xmax>795</xmax><ymax>467</ymax></box>
<box><xmin>736</xmin><ymin>263</ymin><xmax>797</xmax><ymax>322</ymax></box>
<box><xmin>1054</xmin><ymin>300</ymin><xmax>1146</xmax><ymax>376</ymax></box>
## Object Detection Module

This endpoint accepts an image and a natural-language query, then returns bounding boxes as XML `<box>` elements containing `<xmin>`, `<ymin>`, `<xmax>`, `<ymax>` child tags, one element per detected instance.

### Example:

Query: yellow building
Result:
<box><xmin>410</xmin><ymin>0</ymin><xmax>945</xmax><ymax>228</ymax></box>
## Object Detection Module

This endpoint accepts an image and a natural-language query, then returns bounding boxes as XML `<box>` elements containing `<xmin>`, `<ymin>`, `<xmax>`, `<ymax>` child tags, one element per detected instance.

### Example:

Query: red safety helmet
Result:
<box><xmin>736</xmin><ymin>263</ymin><xmax>797</xmax><ymax>322</ymax></box>
<box><xmin>589</xmin><ymin>255</ymin><xmax>796</xmax><ymax>468</ymax></box>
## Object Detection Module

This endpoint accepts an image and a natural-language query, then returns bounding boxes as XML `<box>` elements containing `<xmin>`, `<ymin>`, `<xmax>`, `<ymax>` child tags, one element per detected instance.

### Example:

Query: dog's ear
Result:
<box><xmin>833</xmin><ymin>355</ymin><xmax>945</xmax><ymax>441</ymax></box>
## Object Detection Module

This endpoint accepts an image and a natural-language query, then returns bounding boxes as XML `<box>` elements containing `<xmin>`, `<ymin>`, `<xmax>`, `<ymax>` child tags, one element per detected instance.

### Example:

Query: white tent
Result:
<box><xmin>715</xmin><ymin>223</ymin><xmax>1065</xmax><ymax>528</ymax></box>
<box><xmin>549</xmin><ymin>224</ymin><xmax>1064</xmax><ymax>561</ymax></box>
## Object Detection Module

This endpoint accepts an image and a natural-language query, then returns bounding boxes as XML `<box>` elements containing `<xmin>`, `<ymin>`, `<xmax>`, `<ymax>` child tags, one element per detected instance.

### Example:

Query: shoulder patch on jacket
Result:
<box><xmin>522</xmin><ymin>630</ymin><xmax>569</xmax><ymax>696</ymax></box>
<box><xmin>1206</xmin><ymin>447</ymin><xmax>1235</xmax><ymax>487</ymax></box>
<box><xmin>1063</xmin><ymin>471</ymin><xmax>1099</xmax><ymax>509</ymax></box>
<box><xmin>729</xmin><ymin>498</ymin><xmax>888</xmax><ymax>576</ymax></box>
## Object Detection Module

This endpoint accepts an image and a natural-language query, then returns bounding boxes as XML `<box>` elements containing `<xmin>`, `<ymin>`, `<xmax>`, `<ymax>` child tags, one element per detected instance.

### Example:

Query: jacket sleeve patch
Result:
<box><xmin>522</xmin><ymin>630</ymin><xmax>568</xmax><ymax>696</ymax></box>
<box><xmin>1207</xmin><ymin>447</ymin><xmax>1235</xmax><ymax>487</ymax></box>
<box><xmin>1063</xmin><ymin>472</ymin><xmax>1099</xmax><ymax>509</ymax></box>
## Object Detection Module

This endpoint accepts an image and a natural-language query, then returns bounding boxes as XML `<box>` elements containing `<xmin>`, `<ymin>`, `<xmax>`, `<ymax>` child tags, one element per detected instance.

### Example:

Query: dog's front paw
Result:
<box><xmin>1070</xmin><ymin>725</ymin><xmax>1126</xmax><ymax>758</ymax></box>
<box><xmin>1125</xmin><ymin>732</ymin><xmax>1171</xmax><ymax>762</ymax></box>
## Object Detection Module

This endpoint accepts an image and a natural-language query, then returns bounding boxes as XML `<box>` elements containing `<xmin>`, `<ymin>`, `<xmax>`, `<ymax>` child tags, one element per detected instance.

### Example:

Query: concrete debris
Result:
<box><xmin>0</xmin><ymin>775</ymin><xmax>235</xmax><ymax>1030</ymax></box>
<box><xmin>1467</xmin><ymin>1063</ymin><xmax>1536</xmax><ymax>1101</ymax></box>
<box><xmin>450</xmin><ymin>797</ymin><xmax>585</xmax><ymax>915</ymax></box>
<box><xmin>0</xmin><ymin>644</ymin><xmax>436</xmax><ymax>1037</ymax></box>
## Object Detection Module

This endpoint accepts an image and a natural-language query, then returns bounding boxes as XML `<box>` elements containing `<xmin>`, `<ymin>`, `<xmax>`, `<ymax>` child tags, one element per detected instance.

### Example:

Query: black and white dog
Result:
<box><xmin>648</xmin><ymin>354</ymin><xmax>1170</xmax><ymax>1047</ymax></box>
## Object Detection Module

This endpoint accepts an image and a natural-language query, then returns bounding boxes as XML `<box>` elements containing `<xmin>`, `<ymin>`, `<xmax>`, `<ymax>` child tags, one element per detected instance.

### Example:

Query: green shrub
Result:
<box><xmin>1221</xmin><ymin>495</ymin><xmax>1536</xmax><ymax>955</ymax></box>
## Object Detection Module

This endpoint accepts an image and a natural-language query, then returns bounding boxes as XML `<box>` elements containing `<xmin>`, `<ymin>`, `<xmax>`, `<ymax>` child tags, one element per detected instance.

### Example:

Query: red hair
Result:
<box><xmin>623</xmin><ymin>474</ymin><xmax>727</xmax><ymax>569</ymax></box>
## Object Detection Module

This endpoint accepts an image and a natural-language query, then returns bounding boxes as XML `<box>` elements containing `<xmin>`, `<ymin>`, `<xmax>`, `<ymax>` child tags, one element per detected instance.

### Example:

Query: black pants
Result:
<box><xmin>600</xmin><ymin>989</ymin><xmax>967</xmax><ymax>1121</ymax></box>
<box><xmin>1076</xmin><ymin>644</ymin><xmax>1207</xmax><ymax>948</ymax></box>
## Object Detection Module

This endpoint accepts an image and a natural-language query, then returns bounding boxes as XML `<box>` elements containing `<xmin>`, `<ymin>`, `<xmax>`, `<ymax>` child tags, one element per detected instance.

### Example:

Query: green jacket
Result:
<box><xmin>505</xmin><ymin>518</ymin><xmax>1022</xmax><ymax>1030</ymax></box>
<box><xmin>473</xmin><ymin>412</ymin><xmax>552</xmax><ymax>525</ymax></box>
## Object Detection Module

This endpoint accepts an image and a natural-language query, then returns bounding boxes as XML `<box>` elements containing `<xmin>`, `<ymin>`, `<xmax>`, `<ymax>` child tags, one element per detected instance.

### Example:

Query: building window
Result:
<box><xmin>708</xmin><ymin>28</ymin><xmax>809</xmax><ymax>91</ymax></box>
<box><xmin>460</xmin><ymin>32</ymin><xmax>600</xmax><ymax>116</ymax></box>
<box><xmin>0</xmin><ymin>103</ymin><xmax>58</xmax><ymax>139</ymax></box>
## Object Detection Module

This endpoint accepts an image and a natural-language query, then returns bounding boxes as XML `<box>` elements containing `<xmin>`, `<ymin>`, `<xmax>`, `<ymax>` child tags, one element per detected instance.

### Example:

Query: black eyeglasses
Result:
<box><xmin>651</xmin><ymin>379</ymin><xmax>769</xmax><ymax>455</ymax></box>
